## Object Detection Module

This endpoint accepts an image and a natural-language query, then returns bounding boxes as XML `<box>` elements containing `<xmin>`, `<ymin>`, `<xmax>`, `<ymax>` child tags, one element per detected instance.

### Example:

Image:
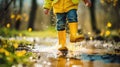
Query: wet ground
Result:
<box><xmin>26</xmin><ymin>37</ymin><xmax>120</xmax><ymax>67</ymax></box>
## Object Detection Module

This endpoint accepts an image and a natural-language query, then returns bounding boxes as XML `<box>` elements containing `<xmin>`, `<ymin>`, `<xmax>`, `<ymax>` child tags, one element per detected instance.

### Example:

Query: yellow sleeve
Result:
<box><xmin>43</xmin><ymin>0</ymin><xmax>52</xmax><ymax>9</ymax></box>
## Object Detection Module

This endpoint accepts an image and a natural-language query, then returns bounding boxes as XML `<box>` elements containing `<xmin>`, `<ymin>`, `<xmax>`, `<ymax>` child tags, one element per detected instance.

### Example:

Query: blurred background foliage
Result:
<box><xmin>0</xmin><ymin>0</ymin><xmax>119</xmax><ymax>37</ymax></box>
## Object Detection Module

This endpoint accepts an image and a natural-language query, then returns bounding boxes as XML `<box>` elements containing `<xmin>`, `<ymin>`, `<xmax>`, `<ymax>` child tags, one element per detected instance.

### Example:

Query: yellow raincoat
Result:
<box><xmin>43</xmin><ymin>0</ymin><xmax>81</xmax><ymax>14</ymax></box>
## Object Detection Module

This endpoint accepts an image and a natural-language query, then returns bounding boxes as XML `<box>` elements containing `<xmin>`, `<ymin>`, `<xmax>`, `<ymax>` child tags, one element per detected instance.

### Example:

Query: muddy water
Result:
<box><xmin>34</xmin><ymin>54</ymin><xmax>120</xmax><ymax>67</ymax></box>
<box><xmin>49</xmin><ymin>57</ymin><xmax>120</xmax><ymax>67</ymax></box>
<box><xmin>27</xmin><ymin>37</ymin><xmax>120</xmax><ymax>67</ymax></box>
<box><xmin>33</xmin><ymin>49</ymin><xmax>120</xmax><ymax>67</ymax></box>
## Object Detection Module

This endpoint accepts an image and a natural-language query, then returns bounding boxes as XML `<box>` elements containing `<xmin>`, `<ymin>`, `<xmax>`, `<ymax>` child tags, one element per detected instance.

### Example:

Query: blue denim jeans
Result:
<box><xmin>56</xmin><ymin>9</ymin><xmax>78</xmax><ymax>31</ymax></box>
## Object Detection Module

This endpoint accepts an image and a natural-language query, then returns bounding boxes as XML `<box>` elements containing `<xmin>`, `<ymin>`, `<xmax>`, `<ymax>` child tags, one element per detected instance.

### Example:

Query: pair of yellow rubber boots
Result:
<box><xmin>58</xmin><ymin>23</ymin><xmax>84</xmax><ymax>51</ymax></box>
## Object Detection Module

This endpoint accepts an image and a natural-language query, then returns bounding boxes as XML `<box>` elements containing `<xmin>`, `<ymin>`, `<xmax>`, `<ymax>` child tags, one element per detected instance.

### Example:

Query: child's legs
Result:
<box><xmin>56</xmin><ymin>13</ymin><xmax>67</xmax><ymax>31</ymax></box>
<box><xmin>67</xmin><ymin>9</ymin><xmax>84</xmax><ymax>42</ymax></box>
<box><xmin>56</xmin><ymin>13</ymin><xmax>67</xmax><ymax>48</ymax></box>
<box><xmin>67</xmin><ymin>9</ymin><xmax>78</xmax><ymax>36</ymax></box>
<box><xmin>67</xmin><ymin>9</ymin><xmax>78</xmax><ymax>23</ymax></box>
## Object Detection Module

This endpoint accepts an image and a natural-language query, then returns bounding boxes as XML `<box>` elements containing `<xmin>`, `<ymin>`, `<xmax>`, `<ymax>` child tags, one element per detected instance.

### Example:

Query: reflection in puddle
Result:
<box><xmin>81</xmin><ymin>54</ymin><xmax>120</xmax><ymax>63</ymax></box>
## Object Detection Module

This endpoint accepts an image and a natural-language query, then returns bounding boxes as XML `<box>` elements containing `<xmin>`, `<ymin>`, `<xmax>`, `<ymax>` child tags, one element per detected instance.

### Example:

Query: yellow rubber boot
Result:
<box><xmin>69</xmin><ymin>23</ymin><xmax>84</xmax><ymax>42</ymax></box>
<box><xmin>58</xmin><ymin>30</ymin><xmax>68</xmax><ymax>51</ymax></box>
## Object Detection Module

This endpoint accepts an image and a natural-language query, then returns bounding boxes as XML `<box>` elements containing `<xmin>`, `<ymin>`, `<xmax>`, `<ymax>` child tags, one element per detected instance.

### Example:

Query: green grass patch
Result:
<box><xmin>21</xmin><ymin>30</ymin><xmax>57</xmax><ymax>38</ymax></box>
<box><xmin>20</xmin><ymin>26</ymin><xmax>57</xmax><ymax>38</ymax></box>
<box><xmin>0</xmin><ymin>27</ymin><xmax>57</xmax><ymax>38</ymax></box>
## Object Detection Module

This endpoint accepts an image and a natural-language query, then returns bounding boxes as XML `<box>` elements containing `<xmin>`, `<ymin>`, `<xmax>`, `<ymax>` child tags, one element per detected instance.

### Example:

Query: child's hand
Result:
<box><xmin>44</xmin><ymin>9</ymin><xmax>49</xmax><ymax>15</ymax></box>
<box><xmin>84</xmin><ymin>0</ymin><xmax>91</xmax><ymax>7</ymax></box>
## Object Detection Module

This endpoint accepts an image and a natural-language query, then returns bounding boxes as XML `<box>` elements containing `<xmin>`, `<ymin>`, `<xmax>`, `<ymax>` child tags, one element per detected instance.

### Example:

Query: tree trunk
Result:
<box><xmin>89</xmin><ymin>0</ymin><xmax>99</xmax><ymax>33</ymax></box>
<box><xmin>0</xmin><ymin>0</ymin><xmax>12</xmax><ymax>28</ymax></box>
<box><xmin>0</xmin><ymin>0</ymin><xmax>4</xmax><ymax>27</ymax></box>
<box><xmin>113</xmin><ymin>0</ymin><xmax>120</xmax><ymax>29</ymax></box>
<box><xmin>15</xmin><ymin>0</ymin><xmax>23</xmax><ymax>30</ymax></box>
<box><xmin>28</xmin><ymin>0</ymin><xmax>37</xmax><ymax>30</ymax></box>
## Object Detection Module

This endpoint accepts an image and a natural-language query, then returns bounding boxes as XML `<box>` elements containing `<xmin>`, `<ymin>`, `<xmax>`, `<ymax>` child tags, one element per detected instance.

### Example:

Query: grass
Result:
<box><xmin>20</xmin><ymin>27</ymin><xmax>57</xmax><ymax>38</ymax></box>
<box><xmin>0</xmin><ymin>27</ymin><xmax>57</xmax><ymax>38</ymax></box>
